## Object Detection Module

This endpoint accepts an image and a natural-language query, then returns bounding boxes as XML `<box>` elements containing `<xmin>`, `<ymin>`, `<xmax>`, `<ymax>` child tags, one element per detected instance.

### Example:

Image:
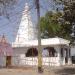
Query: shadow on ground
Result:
<box><xmin>54</xmin><ymin>67</ymin><xmax>75</xmax><ymax>75</ymax></box>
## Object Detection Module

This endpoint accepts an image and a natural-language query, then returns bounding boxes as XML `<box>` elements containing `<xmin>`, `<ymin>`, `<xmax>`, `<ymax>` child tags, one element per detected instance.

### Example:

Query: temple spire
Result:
<box><xmin>13</xmin><ymin>3</ymin><xmax>36</xmax><ymax>46</ymax></box>
<box><xmin>1</xmin><ymin>35</ymin><xmax>7</xmax><ymax>44</ymax></box>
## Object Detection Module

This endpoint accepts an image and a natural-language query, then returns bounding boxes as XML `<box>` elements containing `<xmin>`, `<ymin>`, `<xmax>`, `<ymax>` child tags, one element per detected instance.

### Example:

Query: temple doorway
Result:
<box><xmin>6</xmin><ymin>56</ymin><xmax>11</xmax><ymax>67</ymax></box>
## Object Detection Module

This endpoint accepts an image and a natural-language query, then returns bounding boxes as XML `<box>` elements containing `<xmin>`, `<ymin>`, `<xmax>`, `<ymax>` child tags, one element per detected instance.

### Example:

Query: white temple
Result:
<box><xmin>0</xmin><ymin>2</ymin><xmax>72</xmax><ymax>67</ymax></box>
<box><xmin>11</xmin><ymin>3</ymin><xmax>71</xmax><ymax>67</ymax></box>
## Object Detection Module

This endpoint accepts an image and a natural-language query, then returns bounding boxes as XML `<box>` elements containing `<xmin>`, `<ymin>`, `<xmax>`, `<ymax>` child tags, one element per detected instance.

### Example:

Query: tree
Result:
<box><xmin>40</xmin><ymin>11</ymin><xmax>61</xmax><ymax>38</ymax></box>
<box><xmin>40</xmin><ymin>10</ymin><xmax>72</xmax><ymax>40</ymax></box>
<box><xmin>52</xmin><ymin>0</ymin><xmax>75</xmax><ymax>44</ymax></box>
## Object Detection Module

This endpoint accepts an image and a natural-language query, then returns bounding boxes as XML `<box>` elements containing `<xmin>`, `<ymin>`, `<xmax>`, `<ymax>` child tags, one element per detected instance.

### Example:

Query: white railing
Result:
<box><xmin>42</xmin><ymin>57</ymin><xmax>60</xmax><ymax>66</ymax></box>
<box><xmin>11</xmin><ymin>56</ymin><xmax>60</xmax><ymax>66</ymax></box>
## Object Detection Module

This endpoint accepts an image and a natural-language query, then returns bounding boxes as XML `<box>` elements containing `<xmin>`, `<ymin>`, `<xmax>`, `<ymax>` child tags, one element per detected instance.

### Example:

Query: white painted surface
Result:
<box><xmin>12</xmin><ymin>57</ymin><xmax>60</xmax><ymax>66</ymax></box>
<box><xmin>13</xmin><ymin>3</ymin><xmax>36</xmax><ymax>46</ymax></box>
<box><xmin>0</xmin><ymin>56</ymin><xmax>6</xmax><ymax>67</ymax></box>
<box><xmin>0</xmin><ymin>47</ymin><xmax>65</xmax><ymax>67</ymax></box>
<box><xmin>0</xmin><ymin>45</ymin><xmax>67</xmax><ymax>67</ymax></box>
<box><xmin>12</xmin><ymin>37</ymin><xmax>70</xmax><ymax>47</ymax></box>
<box><xmin>0</xmin><ymin>56</ymin><xmax>60</xmax><ymax>67</ymax></box>
<box><xmin>71</xmin><ymin>46</ymin><xmax>75</xmax><ymax>56</ymax></box>
<box><xmin>12</xmin><ymin>45</ymin><xmax>66</xmax><ymax>66</ymax></box>
<box><xmin>42</xmin><ymin>49</ymin><xmax>49</xmax><ymax>57</ymax></box>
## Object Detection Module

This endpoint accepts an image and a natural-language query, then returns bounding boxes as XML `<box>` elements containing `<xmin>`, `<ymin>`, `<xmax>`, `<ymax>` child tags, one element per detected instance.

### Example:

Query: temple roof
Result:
<box><xmin>12</xmin><ymin>37</ymin><xmax>70</xmax><ymax>47</ymax></box>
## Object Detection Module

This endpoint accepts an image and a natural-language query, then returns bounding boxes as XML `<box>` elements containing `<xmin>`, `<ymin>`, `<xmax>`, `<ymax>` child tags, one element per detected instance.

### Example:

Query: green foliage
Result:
<box><xmin>40</xmin><ymin>10</ymin><xmax>72</xmax><ymax>40</ymax></box>
<box><xmin>40</xmin><ymin>11</ymin><xmax>61</xmax><ymax>38</ymax></box>
<box><xmin>61</xmin><ymin>1</ymin><xmax>75</xmax><ymax>43</ymax></box>
<box><xmin>63</xmin><ymin>2</ymin><xmax>75</xmax><ymax>23</ymax></box>
<box><xmin>39</xmin><ymin>0</ymin><xmax>75</xmax><ymax>42</ymax></box>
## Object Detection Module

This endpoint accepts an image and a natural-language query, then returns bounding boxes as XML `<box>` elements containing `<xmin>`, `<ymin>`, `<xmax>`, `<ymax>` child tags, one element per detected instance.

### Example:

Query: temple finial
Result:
<box><xmin>1</xmin><ymin>34</ymin><xmax>7</xmax><ymax>43</ymax></box>
<box><xmin>25</xmin><ymin>3</ymin><xmax>29</xmax><ymax>12</ymax></box>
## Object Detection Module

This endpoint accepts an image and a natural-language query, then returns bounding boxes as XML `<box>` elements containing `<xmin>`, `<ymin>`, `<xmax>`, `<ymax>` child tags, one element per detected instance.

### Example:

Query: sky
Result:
<box><xmin>0</xmin><ymin>0</ymin><xmax>63</xmax><ymax>44</ymax></box>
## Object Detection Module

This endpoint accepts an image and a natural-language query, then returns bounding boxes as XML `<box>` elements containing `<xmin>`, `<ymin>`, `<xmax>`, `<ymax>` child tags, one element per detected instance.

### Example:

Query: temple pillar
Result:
<box><xmin>57</xmin><ymin>46</ymin><xmax>62</xmax><ymax>66</ymax></box>
<box><xmin>62</xmin><ymin>48</ymin><xmax>65</xmax><ymax>65</ymax></box>
<box><xmin>60</xmin><ymin>46</ymin><xmax>65</xmax><ymax>65</ymax></box>
<box><xmin>68</xmin><ymin>47</ymin><xmax>72</xmax><ymax>65</ymax></box>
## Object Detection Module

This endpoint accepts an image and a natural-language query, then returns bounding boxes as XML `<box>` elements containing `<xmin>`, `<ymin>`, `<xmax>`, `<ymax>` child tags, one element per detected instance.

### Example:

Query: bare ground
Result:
<box><xmin>0</xmin><ymin>66</ymin><xmax>75</xmax><ymax>75</ymax></box>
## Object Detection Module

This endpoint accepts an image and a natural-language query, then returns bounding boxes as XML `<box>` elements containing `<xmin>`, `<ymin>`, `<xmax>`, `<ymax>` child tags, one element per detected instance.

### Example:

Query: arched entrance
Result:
<box><xmin>61</xmin><ymin>47</ymin><xmax>70</xmax><ymax>64</ymax></box>
<box><xmin>26</xmin><ymin>48</ymin><xmax>38</xmax><ymax>57</ymax></box>
<box><xmin>43</xmin><ymin>47</ymin><xmax>57</xmax><ymax>57</ymax></box>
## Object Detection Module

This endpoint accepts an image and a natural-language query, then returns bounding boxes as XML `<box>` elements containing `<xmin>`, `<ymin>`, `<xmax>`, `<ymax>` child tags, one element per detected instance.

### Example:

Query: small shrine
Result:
<box><xmin>0</xmin><ymin>35</ymin><xmax>13</xmax><ymax>67</ymax></box>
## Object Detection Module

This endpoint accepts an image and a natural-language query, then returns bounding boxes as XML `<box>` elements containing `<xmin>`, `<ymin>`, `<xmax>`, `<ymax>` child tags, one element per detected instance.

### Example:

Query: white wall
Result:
<box><xmin>0</xmin><ymin>56</ymin><xmax>6</xmax><ymax>67</ymax></box>
<box><xmin>13</xmin><ymin>47</ymin><xmax>28</xmax><ymax>56</ymax></box>
<box><xmin>71</xmin><ymin>46</ymin><xmax>75</xmax><ymax>56</ymax></box>
<box><xmin>12</xmin><ymin>46</ymin><xmax>63</xmax><ymax>66</ymax></box>
<box><xmin>0</xmin><ymin>45</ymin><xmax>67</xmax><ymax>67</ymax></box>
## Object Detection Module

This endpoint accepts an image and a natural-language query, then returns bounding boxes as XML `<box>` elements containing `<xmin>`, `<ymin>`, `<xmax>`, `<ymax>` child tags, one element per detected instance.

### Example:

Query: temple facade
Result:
<box><xmin>11</xmin><ymin>3</ymin><xmax>71</xmax><ymax>67</ymax></box>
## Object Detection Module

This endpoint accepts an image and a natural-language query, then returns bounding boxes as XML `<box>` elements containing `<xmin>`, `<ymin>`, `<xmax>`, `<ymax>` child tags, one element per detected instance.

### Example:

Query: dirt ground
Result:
<box><xmin>0</xmin><ymin>66</ymin><xmax>75</xmax><ymax>75</ymax></box>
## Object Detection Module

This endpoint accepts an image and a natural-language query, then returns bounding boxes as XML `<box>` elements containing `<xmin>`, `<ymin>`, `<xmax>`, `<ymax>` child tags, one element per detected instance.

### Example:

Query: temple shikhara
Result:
<box><xmin>0</xmin><ymin>1</ymin><xmax>72</xmax><ymax>67</ymax></box>
<box><xmin>14</xmin><ymin>3</ymin><xmax>36</xmax><ymax>46</ymax></box>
